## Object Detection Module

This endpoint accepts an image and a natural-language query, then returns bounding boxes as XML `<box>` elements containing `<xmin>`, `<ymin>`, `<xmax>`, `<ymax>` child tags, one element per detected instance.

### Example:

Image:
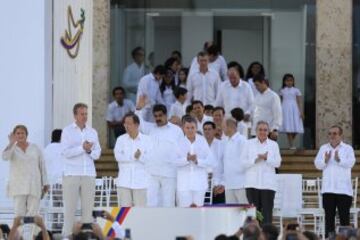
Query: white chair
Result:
<box><xmin>0</xmin><ymin>178</ymin><xmax>15</xmax><ymax>227</ymax></box>
<box><xmin>94</xmin><ymin>178</ymin><xmax>107</xmax><ymax>207</ymax></box>
<box><xmin>350</xmin><ymin>177</ymin><xmax>358</xmax><ymax>228</ymax></box>
<box><xmin>297</xmin><ymin>178</ymin><xmax>325</xmax><ymax>239</ymax></box>
<box><xmin>204</xmin><ymin>172</ymin><xmax>213</xmax><ymax>205</ymax></box>
<box><xmin>334</xmin><ymin>177</ymin><xmax>359</xmax><ymax>228</ymax></box>
<box><xmin>42</xmin><ymin>183</ymin><xmax>64</xmax><ymax>233</ymax></box>
<box><xmin>273</xmin><ymin>174</ymin><xmax>302</xmax><ymax>233</ymax></box>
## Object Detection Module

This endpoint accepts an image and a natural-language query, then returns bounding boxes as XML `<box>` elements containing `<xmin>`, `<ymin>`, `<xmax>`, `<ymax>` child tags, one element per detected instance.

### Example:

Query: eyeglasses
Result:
<box><xmin>328</xmin><ymin>132</ymin><xmax>339</xmax><ymax>136</ymax></box>
<box><xmin>257</xmin><ymin>128</ymin><xmax>268</xmax><ymax>132</ymax></box>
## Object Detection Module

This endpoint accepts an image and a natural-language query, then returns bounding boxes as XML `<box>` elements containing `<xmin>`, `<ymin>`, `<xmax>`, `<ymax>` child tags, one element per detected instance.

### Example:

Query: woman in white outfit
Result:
<box><xmin>2</xmin><ymin>125</ymin><xmax>48</xmax><ymax>216</ymax></box>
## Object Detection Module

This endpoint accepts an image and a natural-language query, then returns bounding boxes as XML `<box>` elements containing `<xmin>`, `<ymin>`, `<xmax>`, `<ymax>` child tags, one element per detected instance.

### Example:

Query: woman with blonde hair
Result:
<box><xmin>2</xmin><ymin>125</ymin><xmax>48</xmax><ymax>216</ymax></box>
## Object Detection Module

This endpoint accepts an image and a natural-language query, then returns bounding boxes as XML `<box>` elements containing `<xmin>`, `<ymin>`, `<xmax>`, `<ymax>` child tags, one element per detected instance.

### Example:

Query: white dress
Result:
<box><xmin>279</xmin><ymin>87</ymin><xmax>304</xmax><ymax>133</ymax></box>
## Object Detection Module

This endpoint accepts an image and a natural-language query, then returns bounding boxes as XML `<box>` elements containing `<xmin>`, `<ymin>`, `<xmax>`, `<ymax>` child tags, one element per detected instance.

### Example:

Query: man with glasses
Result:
<box><xmin>241</xmin><ymin>121</ymin><xmax>281</xmax><ymax>224</ymax></box>
<box><xmin>315</xmin><ymin>125</ymin><xmax>355</xmax><ymax>238</ymax></box>
<box><xmin>135</xmin><ymin>96</ymin><xmax>184</xmax><ymax>207</ymax></box>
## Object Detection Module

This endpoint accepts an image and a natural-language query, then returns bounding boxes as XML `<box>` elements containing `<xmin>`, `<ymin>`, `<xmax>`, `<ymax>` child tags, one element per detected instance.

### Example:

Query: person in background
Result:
<box><xmin>136</xmin><ymin>65</ymin><xmax>166</xmax><ymax>122</ymax></box>
<box><xmin>9</xmin><ymin>216</ymin><xmax>50</xmax><ymax>240</ymax></box>
<box><xmin>171</xmin><ymin>50</ymin><xmax>182</xmax><ymax>68</ymax></box>
<box><xmin>241</xmin><ymin>121</ymin><xmax>281</xmax><ymax>224</ymax></box>
<box><xmin>279</xmin><ymin>73</ymin><xmax>304</xmax><ymax>149</ymax></box>
<box><xmin>204</xmin><ymin>105</ymin><xmax>214</xmax><ymax>117</ymax></box>
<box><xmin>164</xmin><ymin>57</ymin><xmax>180</xmax><ymax>85</ymax></box>
<box><xmin>192</xmin><ymin>100</ymin><xmax>213</xmax><ymax>135</ymax></box>
<box><xmin>187</xmin><ymin>52</ymin><xmax>220</xmax><ymax>106</ymax></box>
<box><xmin>314</xmin><ymin>125</ymin><xmax>355</xmax><ymax>238</ymax></box>
<box><xmin>252</xmin><ymin>74</ymin><xmax>282</xmax><ymax>141</ymax></box>
<box><xmin>106</xmin><ymin>86</ymin><xmax>135</xmax><ymax>140</ymax></box>
<box><xmin>2</xmin><ymin>125</ymin><xmax>48</xmax><ymax>217</ymax></box>
<box><xmin>245</xmin><ymin>62</ymin><xmax>266</xmax><ymax>96</ymax></box>
<box><xmin>176</xmin><ymin>115</ymin><xmax>214</xmax><ymax>207</ymax></box>
<box><xmin>212</xmin><ymin>107</ymin><xmax>225</xmax><ymax>139</ymax></box>
<box><xmin>203</xmin><ymin>121</ymin><xmax>225</xmax><ymax>204</ymax></box>
<box><xmin>122</xmin><ymin>46</ymin><xmax>148</xmax><ymax>102</ymax></box>
<box><xmin>169</xmin><ymin>87</ymin><xmax>188</xmax><ymax>126</ymax></box>
<box><xmin>222</xmin><ymin>118</ymin><xmax>247</xmax><ymax>204</ymax></box>
<box><xmin>44</xmin><ymin>129</ymin><xmax>64</xmax><ymax>185</ymax></box>
<box><xmin>159</xmin><ymin>68</ymin><xmax>176</xmax><ymax>114</ymax></box>
<box><xmin>189</xmin><ymin>42</ymin><xmax>228</xmax><ymax>82</ymax></box>
<box><xmin>231</xmin><ymin>108</ymin><xmax>249</xmax><ymax>138</ymax></box>
<box><xmin>61</xmin><ymin>103</ymin><xmax>101</xmax><ymax>236</ymax></box>
<box><xmin>114</xmin><ymin>113</ymin><xmax>151</xmax><ymax>206</ymax></box>
<box><xmin>177</xmin><ymin>68</ymin><xmax>188</xmax><ymax>89</ymax></box>
<box><xmin>216</xmin><ymin>63</ymin><xmax>254</xmax><ymax>120</ymax></box>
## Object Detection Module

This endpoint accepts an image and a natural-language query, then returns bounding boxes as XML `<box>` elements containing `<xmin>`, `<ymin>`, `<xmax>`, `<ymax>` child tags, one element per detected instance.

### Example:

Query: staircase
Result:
<box><xmin>96</xmin><ymin>149</ymin><xmax>360</xmax><ymax>178</ymax></box>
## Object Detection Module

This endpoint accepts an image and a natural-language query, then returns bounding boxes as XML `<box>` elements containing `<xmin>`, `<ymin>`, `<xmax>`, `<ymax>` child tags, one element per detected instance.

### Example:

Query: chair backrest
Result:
<box><xmin>275</xmin><ymin>174</ymin><xmax>302</xmax><ymax>217</ymax></box>
<box><xmin>352</xmin><ymin>177</ymin><xmax>358</xmax><ymax>208</ymax></box>
<box><xmin>302</xmin><ymin>178</ymin><xmax>321</xmax><ymax>208</ymax></box>
<box><xmin>204</xmin><ymin>173</ymin><xmax>213</xmax><ymax>205</ymax></box>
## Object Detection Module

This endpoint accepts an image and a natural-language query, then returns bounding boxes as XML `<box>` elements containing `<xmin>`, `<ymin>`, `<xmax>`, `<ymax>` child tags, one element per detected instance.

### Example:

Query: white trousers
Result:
<box><xmin>225</xmin><ymin>189</ymin><xmax>248</xmax><ymax>204</ymax></box>
<box><xmin>62</xmin><ymin>176</ymin><xmax>95</xmax><ymax>236</ymax></box>
<box><xmin>14</xmin><ymin>195</ymin><xmax>40</xmax><ymax>216</ymax></box>
<box><xmin>147</xmin><ymin>175</ymin><xmax>176</xmax><ymax>207</ymax></box>
<box><xmin>177</xmin><ymin>191</ymin><xmax>206</xmax><ymax>207</ymax></box>
<box><xmin>117</xmin><ymin>187</ymin><xmax>147</xmax><ymax>207</ymax></box>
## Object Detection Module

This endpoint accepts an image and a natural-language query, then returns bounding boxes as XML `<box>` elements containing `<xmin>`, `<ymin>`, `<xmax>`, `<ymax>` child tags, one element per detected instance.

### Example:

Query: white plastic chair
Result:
<box><xmin>204</xmin><ymin>172</ymin><xmax>213</xmax><ymax>205</ymax></box>
<box><xmin>297</xmin><ymin>178</ymin><xmax>325</xmax><ymax>239</ymax></box>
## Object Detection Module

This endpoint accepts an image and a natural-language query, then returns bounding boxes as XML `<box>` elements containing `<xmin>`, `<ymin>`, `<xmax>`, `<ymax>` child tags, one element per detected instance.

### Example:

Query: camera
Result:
<box><xmin>92</xmin><ymin>210</ymin><xmax>105</xmax><ymax>218</ymax></box>
<box><xmin>22</xmin><ymin>217</ymin><xmax>34</xmax><ymax>224</ymax></box>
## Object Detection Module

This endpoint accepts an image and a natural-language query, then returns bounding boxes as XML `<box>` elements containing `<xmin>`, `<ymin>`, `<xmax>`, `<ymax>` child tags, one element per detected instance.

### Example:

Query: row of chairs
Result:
<box><xmin>0</xmin><ymin>176</ymin><xmax>358</xmax><ymax>235</ymax></box>
<box><xmin>274</xmin><ymin>177</ymin><xmax>359</xmax><ymax>239</ymax></box>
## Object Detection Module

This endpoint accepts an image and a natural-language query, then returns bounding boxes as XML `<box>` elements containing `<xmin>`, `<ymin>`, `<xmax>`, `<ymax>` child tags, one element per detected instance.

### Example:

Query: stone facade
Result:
<box><xmin>316</xmin><ymin>0</ymin><xmax>352</xmax><ymax>147</ymax></box>
<box><xmin>92</xmin><ymin>0</ymin><xmax>110</xmax><ymax>148</ymax></box>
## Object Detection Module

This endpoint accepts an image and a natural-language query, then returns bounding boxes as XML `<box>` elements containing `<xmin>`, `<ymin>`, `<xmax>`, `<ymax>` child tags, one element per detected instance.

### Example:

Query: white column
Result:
<box><xmin>0</xmin><ymin>0</ymin><xmax>51</xmax><ymax>207</ymax></box>
<box><xmin>53</xmin><ymin>0</ymin><xmax>93</xmax><ymax>128</ymax></box>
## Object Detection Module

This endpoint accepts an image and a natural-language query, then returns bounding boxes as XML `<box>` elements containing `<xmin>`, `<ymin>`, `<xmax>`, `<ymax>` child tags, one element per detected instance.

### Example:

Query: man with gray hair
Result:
<box><xmin>61</xmin><ymin>103</ymin><xmax>102</xmax><ymax>236</ymax></box>
<box><xmin>241</xmin><ymin>121</ymin><xmax>281</xmax><ymax>224</ymax></box>
<box><xmin>221</xmin><ymin>117</ymin><xmax>248</xmax><ymax>204</ymax></box>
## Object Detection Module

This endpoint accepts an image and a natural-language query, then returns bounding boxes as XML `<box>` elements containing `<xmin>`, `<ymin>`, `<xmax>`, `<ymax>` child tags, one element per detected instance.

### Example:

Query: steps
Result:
<box><xmin>96</xmin><ymin>149</ymin><xmax>360</xmax><ymax>178</ymax></box>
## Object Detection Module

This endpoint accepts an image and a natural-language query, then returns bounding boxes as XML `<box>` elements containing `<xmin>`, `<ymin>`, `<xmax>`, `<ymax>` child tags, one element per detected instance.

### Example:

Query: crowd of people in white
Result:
<box><xmin>1</xmin><ymin>42</ymin><xmax>355</xmax><ymax>238</ymax></box>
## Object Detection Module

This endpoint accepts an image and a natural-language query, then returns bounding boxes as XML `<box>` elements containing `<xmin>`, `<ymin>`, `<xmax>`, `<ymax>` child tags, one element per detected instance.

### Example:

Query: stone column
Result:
<box><xmin>316</xmin><ymin>0</ymin><xmax>352</xmax><ymax>147</ymax></box>
<box><xmin>93</xmin><ymin>0</ymin><xmax>110</xmax><ymax>149</ymax></box>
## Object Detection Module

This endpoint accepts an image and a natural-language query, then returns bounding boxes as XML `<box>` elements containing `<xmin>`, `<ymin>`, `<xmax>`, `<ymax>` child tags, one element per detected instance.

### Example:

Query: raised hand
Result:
<box><xmin>134</xmin><ymin>149</ymin><xmax>141</xmax><ymax>160</ymax></box>
<box><xmin>136</xmin><ymin>94</ymin><xmax>148</xmax><ymax>110</ymax></box>
<box><xmin>334</xmin><ymin>150</ymin><xmax>340</xmax><ymax>162</ymax></box>
<box><xmin>8</xmin><ymin>132</ymin><xmax>16</xmax><ymax>145</ymax></box>
<box><xmin>324</xmin><ymin>151</ymin><xmax>331</xmax><ymax>163</ymax></box>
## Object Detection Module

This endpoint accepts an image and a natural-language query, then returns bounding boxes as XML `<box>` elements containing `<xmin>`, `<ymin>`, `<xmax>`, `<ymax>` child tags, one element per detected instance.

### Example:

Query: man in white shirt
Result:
<box><xmin>114</xmin><ymin>113</ymin><xmax>152</xmax><ymax>206</ymax></box>
<box><xmin>216</xmin><ymin>65</ymin><xmax>254</xmax><ymax>119</ymax></box>
<box><xmin>252</xmin><ymin>74</ymin><xmax>282</xmax><ymax>141</ymax></box>
<box><xmin>106</xmin><ymin>86</ymin><xmax>135</xmax><ymax>140</ymax></box>
<box><xmin>189</xmin><ymin>42</ymin><xmax>228</xmax><ymax>82</ymax></box>
<box><xmin>222</xmin><ymin>118</ymin><xmax>248</xmax><ymax>204</ymax></box>
<box><xmin>186</xmin><ymin>52</ymin><xmax>221</xmax><ymax>106</ymax></box>
<box><xmin>241</xmin><ymin>121</ymin><xmax>281</xmax><ymax>224</ymax></box>
<box><xmin>203</xmin><ymin>121</ymin><xmax>225</xmax><ymax>204</ymax></box>
<box><xmin>314</xmin><ymin>125</ymin><xmax>355</xmax><ymax>237</ymax></box>
<box><xmin>136</xmin><ymin>65</ymin><xmax>166</xmax><ymax>122</ymax></box>
<box><xmin>135</xmin><ymin>96</ymin><xmax>184</xmax><ymax>207</ymax></box>
<box><xmin>44</xmin><ymin>129</ymin><xmax>64</xmax><ymax>184</ymax></box>
<box><xmin>168</xmin><ymin>87</ymin><xmax>188</xmax><ymax>126</ymax></box>
<box><xmin>122</xmin><ymin>47</ymin><xmax>148</xmax><ymax>102</ymax></box>
<box><xmin>176</xmin><ymin>115</ymin><xmax>214</xmax><ymax>207</ymax></box>
<box><xmin>192</xmin><ymin>100</ymin><xmax>213</xmax><ymax>135</ymax></box>
<box><xmin>61</xmin><ymin>103</ymin><xmax>102</xmax><ymax>236</ymax></box>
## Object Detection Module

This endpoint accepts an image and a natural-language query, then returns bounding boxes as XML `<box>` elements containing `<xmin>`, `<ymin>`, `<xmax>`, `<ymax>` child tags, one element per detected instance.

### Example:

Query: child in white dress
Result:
<box><xmin>279</xmin><ymin>73</ymin><xmax>304</xmax><ymax>149</ymax></box>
